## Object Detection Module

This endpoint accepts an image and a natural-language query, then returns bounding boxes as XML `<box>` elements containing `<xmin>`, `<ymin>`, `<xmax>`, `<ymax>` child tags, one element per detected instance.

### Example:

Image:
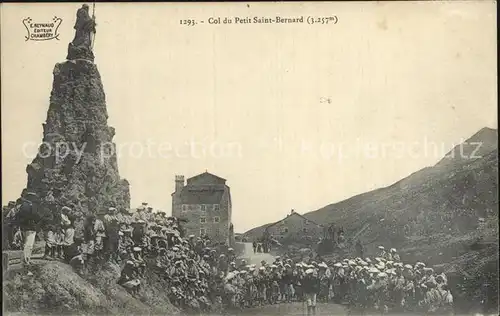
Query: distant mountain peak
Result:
<box><xmin>435</xmin><ymin>127</ymin><xmax>498</xmax><ymax>169</ymax></box>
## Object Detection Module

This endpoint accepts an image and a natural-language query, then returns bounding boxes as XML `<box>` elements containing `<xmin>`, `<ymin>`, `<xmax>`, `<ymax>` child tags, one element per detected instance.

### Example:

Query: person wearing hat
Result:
<box><xmin>377</xmin><ymin>245</ymin><xmax>387</xmax><ymax>259</ymax></box>
<box><xmin>255</xmin><ymin>267</ymin><xmax>268</xmax><ymax>305</ymax></box>
<box><xmin>436</xmin><ymin>283</ymin><xmax>453</xmax><ymax>315</ymax></box>
<box><xmin>118</xmin><ymin>260</ymin><xmax>141</xmax><ymax>295</ymax></box>
<box><xmin>281</xmin><ymin>263</ymin><xmax>295</xmax><ymax>303</ymax></box>
<box><xmin>391</xmin><ymin>263</ymin><xmax>407</xmax><ymax>312</ymax></box>
<box><xmin>367</xmin><ymin>272</ymin><xmax>389</xmax><ymax>313</ymax></box>
<box><xmin>269</xmin><ymin>264</ymin><xmax>281</xmax><ymax>304</ymax></box>
<box><xmin>103</xmin><ymin>207</ymin><xmax>121</xmax><ymax>263</ymax></box>
<box><xmin>131</xmin><ymin>246</ymin><xmax>146</xmax><ymax>276</ymax></box>
<box><xmin>87</xmin><ymin>214</ymin><xmax>106</xmax><ymax>260</ymax></box>
<box><xmin>422</xmin><ymin>279</ymin><xmax>441</xmax><ymax>314</ymax></box>
<box><xmin>302</xmin><ymin>268</ymin><xmax>320</xmax><ymax>315</ymax></box>
<box><xmin>390</xmin><ymin>248</ymin><xmax>401</xmax><ymax>262</ymax></box>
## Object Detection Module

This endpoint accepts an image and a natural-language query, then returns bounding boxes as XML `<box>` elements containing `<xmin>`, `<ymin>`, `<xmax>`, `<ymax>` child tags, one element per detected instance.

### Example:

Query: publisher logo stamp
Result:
<box><xmin>22</xmin><ymin>16</ymin><xmax>63</xmax><ymax>41</ymax></box>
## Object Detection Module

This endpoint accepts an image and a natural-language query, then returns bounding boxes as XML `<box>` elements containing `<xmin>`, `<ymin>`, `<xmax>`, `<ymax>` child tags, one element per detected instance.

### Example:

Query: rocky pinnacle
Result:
<box><xmin>23</xmin><ymin>8</ymin><xmax>130</xmax><ymax>218</ymax></box>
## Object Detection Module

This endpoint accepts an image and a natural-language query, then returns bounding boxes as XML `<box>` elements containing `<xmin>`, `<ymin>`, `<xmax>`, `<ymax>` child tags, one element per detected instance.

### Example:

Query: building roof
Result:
<box><xmin>187</xmin><ymin>171</ymin><xmax>226</xmax><ymax>183</ymax></box>
<box><xmin>264</xmin><ymin>211</ymin><xmax>323</xmax><ymax>231</ymax></box>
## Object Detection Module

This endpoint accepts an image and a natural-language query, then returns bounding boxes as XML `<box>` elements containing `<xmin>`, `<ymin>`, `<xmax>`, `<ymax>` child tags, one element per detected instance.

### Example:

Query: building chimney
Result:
<box><xmin>175</xmin><ymin>175</ymin><xmax>185</xmax><ymax>192</ymax></box>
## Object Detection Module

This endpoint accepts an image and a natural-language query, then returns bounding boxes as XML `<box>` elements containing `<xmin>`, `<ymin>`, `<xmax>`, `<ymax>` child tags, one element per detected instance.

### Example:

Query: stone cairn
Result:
<box><xmin>22</xmin><ymin>4</ymin><xmax>130</xmax><ymax>219</ymax></box>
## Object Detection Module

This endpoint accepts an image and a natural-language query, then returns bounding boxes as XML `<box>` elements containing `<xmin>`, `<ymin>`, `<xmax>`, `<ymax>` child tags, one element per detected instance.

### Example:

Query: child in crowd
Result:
<box><xmin>54</xmin><ymin>226</ymin><xmax>65</xmax><ymax>259</ymax></box>
<box><xmin>11</xmin><ymin>227</ymin><xmax>23</xmax><ymax>250</ymax></box>
<box><xmin>43</xmin><ymin>225</ymin><xmax>56</xmax><ymax>259</ymax></box>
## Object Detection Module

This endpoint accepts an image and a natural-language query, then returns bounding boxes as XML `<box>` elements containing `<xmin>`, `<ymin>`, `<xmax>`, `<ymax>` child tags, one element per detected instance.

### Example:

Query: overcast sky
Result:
<box><xmin>1</xmin><ymin>2</ymin><xmax>497</xmax><ymax>232</ymax></box>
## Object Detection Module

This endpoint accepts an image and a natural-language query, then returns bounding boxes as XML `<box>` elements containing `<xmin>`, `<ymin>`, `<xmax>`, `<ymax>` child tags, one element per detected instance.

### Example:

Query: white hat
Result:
<box><xmin>334</xmin><ymin>263</ymin><xmax>342</xmax><ymax>267</ymax></box>
<box><xmin>188</xmin><ymin>234</ymin><xmax>195</xmax><ymax>238</ymax></box>
<box><xmin>228</xmin><ymin>248</ymin><xmax>234</xmax><ymax>251</ymax></box>
<box><xmin>404</xmin><ymin>264</ymin><xmax>413</xmax><ymax>269</ymax></box>
<box><xmin>305</xmin><ymin>269</ymin><xmax>314</xmax><ymax>274</ymax></box>
<box><xmin>377</xmin><ymin>272</ymin><xmax>388</xmax><ymax>278</ymax></box>
<box><xmin>259</xmin><ymin>267</ymin><xmax>265</xmax><ymax>271</ymax></box>
<box><xmin>360</xmin><ymin>261</ymin><xmax>368</xmax><ymax>266</ymax></box>
<box><xmin>368</xmin><ymin>267</ymin><xmax>380</xmax><ymax>273</ymax></box>
<box><xmin>118</xmin><ymin>231</ymin><xmax>124</xmax><ymax>236</ymax></box>
<box><xmin>133</xmin><ymin>247</ymin><xmax>142</xmax><ymax>252</ymax></box>
<box><xmin>285</xmin><ymin>264</ymin><xmax>291</xmax><ymax>268</ymax></box>
<box><xmin>378</xmin><ymin>246</ymin><xmax>385</xmax><ymax>250</ymax></box>
<box><xmin>375</xmin><ymin>257</ymin><xmax>382</xmax><ymax>262</ymax></box>
<box><xmin>390</xmin><ymin>248</ymin><xmax>397</xmax><ymax>252</ymax></box>
<box><xmin>230</xmin><ymin>262</ymin><xmax>236</xmax><ymax>265</ymax></box>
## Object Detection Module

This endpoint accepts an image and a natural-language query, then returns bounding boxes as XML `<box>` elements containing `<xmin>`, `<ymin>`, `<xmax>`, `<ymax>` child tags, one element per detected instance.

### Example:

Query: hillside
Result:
<box><xmin>3</xmin><ymin>261</ymin><xmax>179</xmax><ymax>315</ymax></box>
<box><xmin>244</xmin><ymin>127</ymin><xmax>498</xmax><ymax>312</ymax></box>
<box><xmin>245</xmin><ymin>127</ymin><xmax>498</xmax><ymax>248</ymax></box>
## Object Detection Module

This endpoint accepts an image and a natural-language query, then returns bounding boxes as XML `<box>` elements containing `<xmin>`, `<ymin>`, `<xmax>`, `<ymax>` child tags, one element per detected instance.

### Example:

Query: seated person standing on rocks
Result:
<box><xmin>92</xmin><ymin>215</ymin><xmax>106</xmax><ymax>260</ymax></box>
<box><xmin>73</xmin><ymin>213</ymin><xmax>85</xmax><ymax>245</ymax></box>
<box><xmin>11</xmin><ymin>226</ymin><xmax>23</xmax><ymax>250</ymax></box>
<box><xmin>82</xmin><ymin>215</ymin><xmax>96</xmax><ymax>261</ymax></box>
<box><xmin>43</xmin><ymin>225</ymin><xmax>56</xmax><ymax>259</ymax></box>
<box><xmin>62</xmin><ymin>221</ymin><xmax>76</xmax><ymax>262</ymax></box>
<box><xmin>104</xmin><ymin>207</ymin><xmax>120</xmax><ymax>263</ymax></box>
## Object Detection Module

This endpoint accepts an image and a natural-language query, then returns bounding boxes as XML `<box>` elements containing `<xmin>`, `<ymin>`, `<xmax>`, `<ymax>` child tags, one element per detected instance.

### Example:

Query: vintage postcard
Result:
<box><xmin>1</xmin><ymin>1</ymin><xmax>497</xmax><ymax>316</ymax></box>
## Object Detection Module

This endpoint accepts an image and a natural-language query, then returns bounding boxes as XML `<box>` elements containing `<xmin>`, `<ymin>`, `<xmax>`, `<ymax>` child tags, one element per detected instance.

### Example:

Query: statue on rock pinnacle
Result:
<box><xmin>67</xmin><ymin>4</ymin><xmax>97</xmax><ymax>62</ymax></box>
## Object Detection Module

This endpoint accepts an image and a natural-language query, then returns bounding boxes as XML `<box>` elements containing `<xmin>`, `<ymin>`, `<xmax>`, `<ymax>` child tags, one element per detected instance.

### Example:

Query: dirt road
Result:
<box><xmin>237</xmin><ymin>242</ymin><xmax>276</xmax><ymax>267</ymax></box>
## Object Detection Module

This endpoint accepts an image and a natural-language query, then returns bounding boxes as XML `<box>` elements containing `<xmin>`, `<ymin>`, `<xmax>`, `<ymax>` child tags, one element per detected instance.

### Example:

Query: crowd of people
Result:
<box><xmin>3</xmin><ymin>193</ymin><xmax>454</xmax><ymax>315</ymax></box>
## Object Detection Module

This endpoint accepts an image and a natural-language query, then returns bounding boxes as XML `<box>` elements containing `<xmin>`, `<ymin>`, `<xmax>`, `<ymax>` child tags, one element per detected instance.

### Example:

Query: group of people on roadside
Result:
<box><xmin>3</xmin><ymin>195</ymin><xmax>454</xmax><ymax>315</ymax></box>
<box><xmin>217</xmin><ymin>246</ymin><xmax>453</xmax><ymax>315</ymax></box>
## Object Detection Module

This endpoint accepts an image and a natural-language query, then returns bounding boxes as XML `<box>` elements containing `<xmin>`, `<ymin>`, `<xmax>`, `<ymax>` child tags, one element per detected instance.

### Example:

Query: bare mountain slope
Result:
<box><xmin>245</xmin><ymin>128</ymin><xmax>497</xmax><ymax>249</ymax></box>
<box><xmin>244</xmin><ymin>127</ymin><xmax>498</xmax><ymax>312</ymax></box>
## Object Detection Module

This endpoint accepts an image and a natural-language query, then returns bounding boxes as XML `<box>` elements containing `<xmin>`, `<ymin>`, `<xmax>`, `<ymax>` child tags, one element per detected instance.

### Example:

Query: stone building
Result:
<box><xmin>264</xmin><ymin>209</ymin><xmax>324</xmax><ymax>242</ymax></box>
<box><xmin>171</xmin><ymin>171</ymin><xmax>233</xmax><ymax>244</ymax></box>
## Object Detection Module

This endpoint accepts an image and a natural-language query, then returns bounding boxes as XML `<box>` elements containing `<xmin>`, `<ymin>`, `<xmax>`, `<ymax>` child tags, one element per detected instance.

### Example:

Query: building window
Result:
<box><xmin>201</xmin><ymin>204</ymin><xmax>207</xmax><ymax>212</ymax></box>
<box><xmin>214</xmin><ymin>204</ymin><xmax>220</xmax><ymax>211</ymax></box>
<box><xmin>281</xmin><ymin>227</ymin><xmax>289</xmax><ymax>234</ymax></box>
<box><xmin>182</xmin><ymin>204</ymin><xmax>187</xmax><ymax>211</ymax></box>
<box><xmin>200</xmin><ymin>228</ymin><xmax>206</xmax><ymax>235</ymax></box>
<box><xmin>303</xmin><ymin>228</ymin><xmax>308</xmax><ymax>233</ymax></box>
<box><xmin>200</xmin><ymin>217</ymin><xmax>206</xmax><ymax>223</ymax></box>
<box><xmin>214</xmin><ymin>216</ymin><xmax>220</xmax><ymax>223</ymax></box>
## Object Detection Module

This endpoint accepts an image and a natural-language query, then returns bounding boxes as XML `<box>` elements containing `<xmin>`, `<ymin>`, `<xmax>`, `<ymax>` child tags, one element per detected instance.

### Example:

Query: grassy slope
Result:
<box><xmin>3</xmin><ymin>261</ymin><xmax>179</xmax><ymax>315</ymax></box>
